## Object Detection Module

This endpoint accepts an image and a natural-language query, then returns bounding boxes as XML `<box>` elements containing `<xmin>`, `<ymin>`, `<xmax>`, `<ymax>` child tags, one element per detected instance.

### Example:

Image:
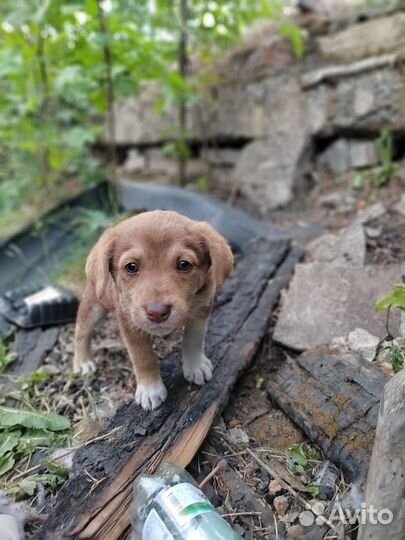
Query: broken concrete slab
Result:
<box><xmin>307</xmin><ymin>221</ymin><xmax>366</xmax><ymax>265</ymax></box>
<box><xmin>232</xmin><ymin>134</ymin><xmax>310</xmax><ymax>210</ymax></box>
<box><xmin>231</xmin><ymin>80</ymin><xmax>311</xmax><ymax>210</ymax></box>
<box><xmin>317</xmin><ymin>13</ymin><xmax>405</xmax><ymax>61</ymax></box>
<box><xmin>274</xmin><ymin>262</ymin><xmax>401</xmax><ymax>350</ymax></box>
<box><xmin>306</xmin><ymin>67</ymin><xmax>405</xmax><ymax>135</ymax></box>
<box><xmin>319</xmin><ymin>138</ymin><xmax>378</xmax><ymax>175</ymax></box>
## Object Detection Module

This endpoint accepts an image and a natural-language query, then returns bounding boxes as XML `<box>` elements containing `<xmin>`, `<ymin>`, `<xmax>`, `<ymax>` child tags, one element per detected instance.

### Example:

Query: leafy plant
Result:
<box><xmin>0</xmin><ymin>406</ymin><xmax>70</xmax><ymax>432</ymax></box>
<box><xmin>0</xmin><ymin>0</ymin><xmax>305</xmax><ymax>224</ymax></box>
<box><xmin>0</xmin><ymin>402</ymin><xmax>71</xmax><ymax>497</ymax></box>
<box><xmin>372</xmin><ymin>130</ymin><xmax>398</xmax><ymax>188</ymax></box>
<box><xmin>376</xmin><ymin>284</ymin><xmax>405</xmax><ymax>313</ymax></box>
<box><xmin>287</xmin><ymin>444</ymin><xmax>316</xmax><ymax>474</ymax></box>
<box><xmin>0</xmin><ymin>341</ymin><xmax>16</xmax><ymax>373</ymax></box>
<box><xmin>389</xmin><ymin>345</ymin><xmax>405</xmax><ymax>373</ymax></box>
<box><xmin>376</xmin><ymin>284</ymin><xmax>405</xmax><ymax>340</ymax></box>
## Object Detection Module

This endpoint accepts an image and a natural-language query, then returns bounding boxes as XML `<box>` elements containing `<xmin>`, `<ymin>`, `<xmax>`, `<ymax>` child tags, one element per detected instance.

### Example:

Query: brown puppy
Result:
<box><xmin>73</xmin><ymin>210</ymin><xmax>233</xmax><ymax>410</ymax></box>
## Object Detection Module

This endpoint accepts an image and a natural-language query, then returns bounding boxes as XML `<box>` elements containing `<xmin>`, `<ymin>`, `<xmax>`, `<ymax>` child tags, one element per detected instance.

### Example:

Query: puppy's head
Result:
<box><xmin>86</xmin><ymin>210</ymin><xmax>233</xmax><ymax>335</ymax></box>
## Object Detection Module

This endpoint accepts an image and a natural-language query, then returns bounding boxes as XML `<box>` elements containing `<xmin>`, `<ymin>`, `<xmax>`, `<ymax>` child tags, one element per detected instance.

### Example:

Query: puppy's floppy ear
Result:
<box><xmin>196</xmin><ymin>222</ymin><xmax>234</xmax><ymax>288</ymax></box>
<box><xmin>85</xmin><ymin>228</ymin><xmax>115</xmax><ymax>303</ymax></box>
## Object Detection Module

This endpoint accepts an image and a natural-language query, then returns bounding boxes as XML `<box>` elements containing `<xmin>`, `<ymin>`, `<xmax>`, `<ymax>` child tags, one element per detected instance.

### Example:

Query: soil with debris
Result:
<box><xmin>365</xmin><ymin>209</ymin><xmax>405</xmax><ymax>265</ymax></box>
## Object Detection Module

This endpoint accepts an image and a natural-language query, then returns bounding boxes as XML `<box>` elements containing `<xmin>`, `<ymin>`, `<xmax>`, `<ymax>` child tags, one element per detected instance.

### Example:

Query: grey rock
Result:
<box><xmin>232</xmin><ymin>135</ymin><xmax>309</xmax><ymax>210</ymax></box>
<box><xmin>364</xmin><ymin>225</ymin><xmax>382</xmax><ymax>239</ymax></box>
<box><xmin>307</xmin><ymin>221</ymin><xmax>366</xmax><ymax>266</ymax></box>
<box><xmin>393</xmin><ymin>193</ymin><xmax>405</xmax><ymax>217</ymax></box>
<box><xmin>113</xmin><ymin>96</ymin><xmax>178</xmax><ymax>145</ymax></box>
<box><xmin>319</xmin><ymin>139</ymin><xmax>378</xmax><ymax>175</ymax></box>
<box><xmin>205</xmin><ymin>148</ymin><xmax>240</xmax><ymax>167</ymax></box>
<box><xmin>120</xmin><ymin>149</ymin><xmax>145</xmax><ymax>173</ymax></box>
<box><xmin>231</xmin><ymin>79</ymin><xmax>310</xmax><ymax>210</ymax></box>
<box><xmin>349</xmin><ymin>140</ymin><xmax>378</xmax><ymax>170</ymax></box>
<box><xmin>307</xmin><ymin>68</ymin><xmax>405</xmax><ymax>135</ymax></box>
<box><xmin>319</xmin><ymin>190</ymin><xmax>356</xmax><ymax>212</ymax></box>
<box><xmin>319</xmin><ymin>139</ymin><xmax>350</xmax><ymax>175</ymax></box>
<box><xmin>317</xmin><ymin>14</ymin><xmax>405</xmax><ymax>61</ymax></box>
<box><xmin>355</xmin><ymin>202</ymin><xmax>386</xmax><ymax>224</ymax></box>
<box><xmin>347</xmin><ymin>328</ymin><xmax>380</xmax><ymax>362</ymax></box>
<box><xmin>274</xmin><ymin>263</ymin><xmax>401</xmax><ymax>350</ymax></box>
<box><xmin>228</xmin><ymin>427</ymin><xmax>249</xmax><ymax>445</ymax></box>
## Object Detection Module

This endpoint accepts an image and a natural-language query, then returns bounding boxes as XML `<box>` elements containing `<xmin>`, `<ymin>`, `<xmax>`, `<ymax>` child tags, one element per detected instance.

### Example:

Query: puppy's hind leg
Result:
<box><xmin>73</xmin><ymin>292</ymin><xmax>107</xmax><ymax>374</ymax></box>
<box><xmin>182</xmin><ymin>317</ymin><xmax>213</xmax><ymax>385</ymax></box>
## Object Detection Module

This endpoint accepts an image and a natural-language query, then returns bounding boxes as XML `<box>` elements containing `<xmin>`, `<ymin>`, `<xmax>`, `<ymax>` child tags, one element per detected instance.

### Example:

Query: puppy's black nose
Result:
<box><xmin>146</xmin><ymin>303</ymin><xmax>172</xmax><ymax>323</ymax></box>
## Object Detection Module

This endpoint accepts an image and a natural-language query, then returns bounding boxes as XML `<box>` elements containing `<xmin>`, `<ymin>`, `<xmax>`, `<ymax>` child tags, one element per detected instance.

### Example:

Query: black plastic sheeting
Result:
<box><xmin>0</xmin><ymin>180</ymin><xmax>288</xmax><ymax>336</ymax></box>
<box><xmin>118</xmin><ymin>180</ymin><xmax>285</xmax><ymax>250</ymax></box>
<box><xmin>0</xmin><ymin>182</ymin><xmax>111</xmax><ymax>295</ymax></box>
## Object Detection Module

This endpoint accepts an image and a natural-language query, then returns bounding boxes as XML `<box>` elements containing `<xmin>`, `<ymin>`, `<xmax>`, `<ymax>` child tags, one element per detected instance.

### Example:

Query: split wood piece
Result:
<box><xmin>0</xmin><ymin>327</ymin><xmax>59</xmax><ymax>400</ymax></box>
<box><xmin>34</xmin><ymin>238</ymin><xmax>304</xmax><ymax>540</ymax></box>
<box><xmin>202</xmin><ymin>443</ymin><xmax>275</xmax><ymax>533</ymax></box>
<box><xmin>358</xmin><ymin>370</ymin><xmax>405</xmax><ymax>540</ymax></box>
<box><xmin>267</xmin><ymin>351</ymin><xmax>388</xmax><ymax>482</ymax></box>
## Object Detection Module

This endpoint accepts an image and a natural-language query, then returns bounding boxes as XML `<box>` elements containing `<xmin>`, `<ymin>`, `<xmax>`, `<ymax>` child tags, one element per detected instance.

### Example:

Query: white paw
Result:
<box><xmin>182</xmin><ymin>355</ymin><xmax>213</xmax><ymax>385</ymax></box>
<box><xmin>135</xmin><ymin>380</ymin><xmax>168</xmax><ymax>411</ymax></box>
<box><xmin>74</xmin><ymin>358</ymin><xmax>96</xmax><ymax>375</ymax></box>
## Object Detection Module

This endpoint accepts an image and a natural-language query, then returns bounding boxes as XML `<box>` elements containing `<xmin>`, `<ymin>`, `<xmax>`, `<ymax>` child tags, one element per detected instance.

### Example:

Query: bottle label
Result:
<box><xmin>142</xmin><ymin>508</ymin><xmax>174</xmax><ymax>540</ymax></box>
<box><xmin>157</xmin><ymin>483</ymin><xmax>214</xmax><ymax>527</ymax></box>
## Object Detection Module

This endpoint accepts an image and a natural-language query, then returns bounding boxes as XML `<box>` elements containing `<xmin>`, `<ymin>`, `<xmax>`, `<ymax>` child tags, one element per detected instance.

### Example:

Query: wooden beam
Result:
<box><xmin>267</xmin><ymin>351</ymin><xmax>388</xmax><ymax>482</ymax></box>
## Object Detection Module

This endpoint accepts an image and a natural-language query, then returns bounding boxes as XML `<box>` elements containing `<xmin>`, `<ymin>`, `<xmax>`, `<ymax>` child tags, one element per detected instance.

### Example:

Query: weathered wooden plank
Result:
<box><xmin>34</xmin><ymin>238</ymin><xmax>303</xmax><ymax>540</ymax></box>
<box><xmin>202</xmin><ymin>443</ymin><xmax>275</xmax><ymax>536</ymax></box>
<box><xmin>267</xmin><ymin>351</ymin><xmax>388</xmax><ymax>482</ymax></box>
<box><xmin>358</xmin><ymin>370</ymin><xmax>405</xmax><ymax>540</ymax></box>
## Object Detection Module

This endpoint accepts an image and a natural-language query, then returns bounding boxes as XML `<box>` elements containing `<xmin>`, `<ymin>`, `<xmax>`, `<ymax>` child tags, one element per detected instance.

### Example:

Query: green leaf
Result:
<box><xmin>20</xmin><ymin>365</ymin><xmax>59</xmax><ymax>387</ymax></box>
<box><xmin>0</xmin><ymin>452</ymin><xmax>15</xmax><ymax>476</ymax></box>
<box><xmin>376</xmin><ymin>285</ymin><xmax>405</xmax><ymax>312</ymax></box>
<box><xmin>0</xmin><ymin>431</ymin><xmax>21</xmax><ymax>458</ymax></box>
<box><xmin>288</xmin><ymin>445</ymin><xmax>309</xmax><ymax>467</ymax></box>
<box><xmin>42</xmin><ymin>459</ymin><xmax>69</xmax><ymax>478</ymax></box>
<box><xmin>389</xmin><ymin>346</ymin><xmax>405</xmax><ymax>373</ymax></box>
<box><xmin>17</xmin><ymin>429</ymin><xmax>56</xmax><ymax>454</ymax></box>
<box><xmin>7</xmin><ymin>477</ymin><xmax>37</xmax><ymax>497</ymax></box>
<box><xmin>0</xmin><ymin>407</ymin><xmax>70</xmax><ymax>432</ymax></box>
<box><xmin>307</xmin><ymin>485</ymin><xmax>320</xmax><ymax>498</ymax></box>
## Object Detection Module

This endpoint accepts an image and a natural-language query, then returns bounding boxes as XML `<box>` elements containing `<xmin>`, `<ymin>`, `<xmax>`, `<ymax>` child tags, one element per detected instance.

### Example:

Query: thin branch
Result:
<box><xmin>95</xmin><ymin>0</ymin><xmax>119</xmax><ymax>212</ymax></box>
<box><xmin>178</xmin><ymin>0</ymin><xmax>188</xmax><ymax>187</ymax></box>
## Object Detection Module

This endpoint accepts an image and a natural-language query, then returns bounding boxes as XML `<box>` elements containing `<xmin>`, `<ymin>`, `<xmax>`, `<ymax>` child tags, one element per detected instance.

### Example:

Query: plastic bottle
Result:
<box><xmin>132</xmin><ymin>462</ymin><xmax>243</xmax><ymax>540</ymax></box>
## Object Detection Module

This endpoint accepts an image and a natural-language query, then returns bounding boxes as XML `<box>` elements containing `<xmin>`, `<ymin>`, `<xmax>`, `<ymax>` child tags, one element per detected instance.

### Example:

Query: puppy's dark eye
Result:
<box><xmin>177</xmin><ymin>260</ymin><xmax>193</xmax><ymax>272</ymax></box>
<box><xmin>124</xmin><ymin>262</ymin><xmax>139</xmax><ymax>274</ymax></box>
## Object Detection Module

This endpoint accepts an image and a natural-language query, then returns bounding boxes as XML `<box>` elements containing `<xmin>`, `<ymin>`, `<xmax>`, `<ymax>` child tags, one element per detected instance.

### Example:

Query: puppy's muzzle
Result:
<box><xmin>145</xmin><ymin>303</ymin><xmax>172</xmax><ymax>324</ymax></box>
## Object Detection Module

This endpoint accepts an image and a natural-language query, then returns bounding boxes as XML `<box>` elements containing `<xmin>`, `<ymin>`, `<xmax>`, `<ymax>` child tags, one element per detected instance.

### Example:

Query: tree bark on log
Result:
<box><xmin>34</xmin><ymin>238</ymin><xmax>303</xmax><ymax>540</ymax></box>
<box><xmin>357</xmin><ymin>370</ymin><xmax>405</xmax><ymax>540</ymax></box>
<box><xmin>267</xmin><ymin>351</ymin><xmax>388</xmax><ymax>482</ymax></box>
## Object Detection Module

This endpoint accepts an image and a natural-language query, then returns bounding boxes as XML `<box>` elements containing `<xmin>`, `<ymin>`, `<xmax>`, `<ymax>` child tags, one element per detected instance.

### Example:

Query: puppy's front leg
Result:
<box><xmin>182</xmin><ymin>317</ymin><xmax>213</xmax><ymax>385</ymax></box>
<box><xmin>119</xmin><ymin>319</ymin><xmax>167</xmax><ymax>410</ymax></box>
<box><xmin>73</xmin><ymin>292</ymin><xmax>106</xmax><ymax>374</ymax></box>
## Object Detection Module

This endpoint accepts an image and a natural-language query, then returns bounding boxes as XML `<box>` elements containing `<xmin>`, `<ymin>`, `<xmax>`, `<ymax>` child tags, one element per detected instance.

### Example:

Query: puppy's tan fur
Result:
<box><xmin>73</xmin><ymin>210</ymin><xmax>233</xmax><ymax>410</ymax></box>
